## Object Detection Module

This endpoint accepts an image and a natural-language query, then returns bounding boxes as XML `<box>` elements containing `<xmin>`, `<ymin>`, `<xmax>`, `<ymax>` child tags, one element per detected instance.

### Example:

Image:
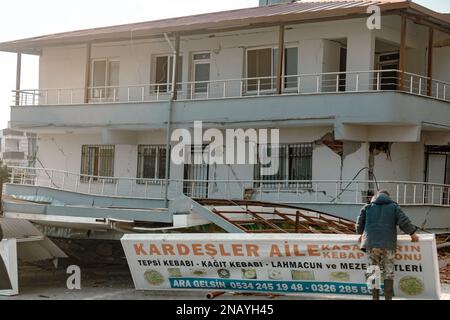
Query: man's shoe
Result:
<box><xmin>384</xmin><ymin>279</ymin><xmax>394</xmax><ymax>300</ymax></box>
<box><xmin>372</xmin><ymin>289</ymin><xmax>380</xmax><ymax>300</ymax></box>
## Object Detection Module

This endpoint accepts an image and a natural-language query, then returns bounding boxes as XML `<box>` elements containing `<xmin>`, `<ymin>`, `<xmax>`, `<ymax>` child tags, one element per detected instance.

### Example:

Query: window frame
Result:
<box><xmin>80</xmin><ymin>145</ymin><xmax>115</xmax><ymax>183</ymax></box>
<box><xmin>245</xmin><ymin>45</ymin><xmax>298</xmax><ymax>93</ymax></box>
<box><xmin>152</xmin><ymin>54</ymin><xmax>183</xmax><ymax>93</ymax></box>
<box><xmin>191</xmin><ymin>51</ymin><xmax>211</xmax><ymax>94</ymax></box>
<box><xmin>136</xmin><ymin>144</ymin><xmax>167</xmax><ymax>184</ymax></box>
<box><xmin>90</xmin><ymin>58</ymin><xmax>120</xmax><ymax>100</ymax></box>
<box><xmin>254</xmin><ymin>143</ymin><xmax>313</xmax><ymax>189</ymax></box>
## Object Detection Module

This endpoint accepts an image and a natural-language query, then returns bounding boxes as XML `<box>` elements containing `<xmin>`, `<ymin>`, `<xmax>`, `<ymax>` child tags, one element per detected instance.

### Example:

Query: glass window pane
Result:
<box><xmin>158</xmin><ymin>148</ymin><xmax>167</xmax><ymax>179</ymax></box>
<box><xmin>108</xmin><ymin>61</ymin><xmax>120</xmax><ymax>97</ymax></box>
<box><xmin>247</xmin><ymin>48</ymin><xmax>272</xmax><ymax>91</ymax></box>
<box><xmin>193</xmin><ymin>53</ymin><xmax>211</xmax><ymax>60</ymax></box>
<box><xmin>92</xmin><ymin>60</ymin><xmax>107</xmax><ymax>87</ymax></box>
<box><xmin>194</xmin><ymin>63</ymin><xmax>210</xmax><ymax>93</ymax></box>
<box><xmin>92</xmin><ymin>60</ymin><xmax>107</xmax><ymax>98</ymax></box>
<box><xmin>81</xmin><ymin>145</ymin><xmax>114</xmax><ymax>182</ymax></box>
<box><xmin>155</xmin><ymin>56</ymin><xmax>169</xmax><ymax>92</ymax></box>
<box><xmin>108</xmin><ymin>61</ymin><xmax>120</xmax><ymax>87</ymax></box>
<box><xmin>285</xmin><ymin>48</ymin><xmax>298</xmax><ymax>88</ymax></box>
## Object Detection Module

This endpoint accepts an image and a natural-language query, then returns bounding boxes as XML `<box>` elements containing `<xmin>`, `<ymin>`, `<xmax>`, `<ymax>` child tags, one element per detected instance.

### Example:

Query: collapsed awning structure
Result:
<box><xmin>0</xmin><ymin>217</ymin><xmax>67</xmax><ymax>263</ymax></box>
<box><xmin>171</xmin><ymin>197</ymin><xmax>356</xmax><ymax>234</ymax></box>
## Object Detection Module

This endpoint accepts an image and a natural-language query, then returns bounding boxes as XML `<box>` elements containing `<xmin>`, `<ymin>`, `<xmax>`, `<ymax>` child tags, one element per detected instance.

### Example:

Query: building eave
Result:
<box><xmin>0</xmin><ymin>1</ymin><xmax>449</xmax><ymax>55</ymax></box>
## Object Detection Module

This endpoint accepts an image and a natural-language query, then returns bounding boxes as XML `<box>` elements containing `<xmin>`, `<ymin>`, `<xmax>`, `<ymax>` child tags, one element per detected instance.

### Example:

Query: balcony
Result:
<box><xmin>9</xmin><ymin>70</ymin><xmax>450</xmax><ymax>136</ymax></box>
<box><xmin>7</xmin><ymin>166</ymin><xmax>450</xmax><ymax>207</ymax></box>
<box><xmin>12</xmin><ymin>70</ymin><xmax>450</xmax><ymax>106</ymax></box>
<box><xmin>4</xmin><ymin>166</ymin><xmax>450</xmax><ymax>231</ymax></box>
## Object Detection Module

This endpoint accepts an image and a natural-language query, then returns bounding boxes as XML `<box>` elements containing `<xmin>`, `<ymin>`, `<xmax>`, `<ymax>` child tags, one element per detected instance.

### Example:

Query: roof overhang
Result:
<box><xmin>0</xmin><ymin>0</ymin><xmax>449</xmax><ymax>55</ymax></box>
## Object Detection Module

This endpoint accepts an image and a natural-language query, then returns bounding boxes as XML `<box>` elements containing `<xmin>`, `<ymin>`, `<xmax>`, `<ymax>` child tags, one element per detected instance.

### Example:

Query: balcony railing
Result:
<box><xmin>12</xmin><ymin>70</ymin><xmax>450</xmax><ymax>106</ymax></box>
<box><xmin>6</xmin><ymin>166</ymin><xmax>450</xmax><ymax>207</ymax></box>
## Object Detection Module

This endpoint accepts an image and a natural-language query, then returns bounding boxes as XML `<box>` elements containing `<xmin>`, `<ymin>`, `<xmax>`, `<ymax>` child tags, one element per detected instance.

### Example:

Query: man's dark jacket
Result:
<box><xmin>356</xmin><ymin>193</ymin><xmax>417</xmax><ymax>251</ymax></box>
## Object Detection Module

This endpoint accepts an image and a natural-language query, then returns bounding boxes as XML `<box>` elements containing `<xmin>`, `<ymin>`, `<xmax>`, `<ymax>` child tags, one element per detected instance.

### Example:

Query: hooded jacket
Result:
<box><xmin>356</xmin><ymin>193</ymin><xmax>417</xmax><ymax>251</ymax></box>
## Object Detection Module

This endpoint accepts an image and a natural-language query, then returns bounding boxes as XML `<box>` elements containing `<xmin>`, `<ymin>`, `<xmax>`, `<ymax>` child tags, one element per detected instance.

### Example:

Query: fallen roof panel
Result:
<box><xmin>192</xmin><ymin>198</ymin><xmax>356</xmax><ymax>234</ymax></box>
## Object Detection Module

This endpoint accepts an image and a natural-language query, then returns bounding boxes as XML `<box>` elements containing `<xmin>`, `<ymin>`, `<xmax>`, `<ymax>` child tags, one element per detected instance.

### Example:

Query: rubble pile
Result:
<box><xmin>437</xmin><ymin>234</ymin><xmax>450</xmax><ymax>284</ymax></box>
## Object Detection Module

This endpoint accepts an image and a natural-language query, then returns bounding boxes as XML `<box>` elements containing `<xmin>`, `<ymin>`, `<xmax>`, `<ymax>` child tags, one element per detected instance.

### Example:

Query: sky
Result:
<box><xmin>0</xmin><ymin>0</ymin><xmax>448</xmax><ymax>129</ymax></box>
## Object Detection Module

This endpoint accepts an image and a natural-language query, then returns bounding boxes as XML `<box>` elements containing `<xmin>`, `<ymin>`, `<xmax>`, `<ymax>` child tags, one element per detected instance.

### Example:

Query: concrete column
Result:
<box><xmin>427</xmin><ymin>27</ymin><xmax>434</xmax><ymax>96</ymax></box>
<box><xmin>346</xmin><ymin>28</ymin><xmax>375</xmax><ymax>91</ymax></box>
<box><xmin>276</xmin><ymin>24</ymin><xmax>285</xmax><ymax>95</ymax></box>
<box><xmin>15</xmin><ymin>53</ymin><xmax>22</xmax><ymax>106</ymax></box>
<box><xmin>298</xmin><ymin>39</ymin><xmax>324</xmax><ymax>93</ymax></box>
<box><xmin>84</xmin><ymin>43</ymin><xmax>92</xmax><ymax>103</ymax></box>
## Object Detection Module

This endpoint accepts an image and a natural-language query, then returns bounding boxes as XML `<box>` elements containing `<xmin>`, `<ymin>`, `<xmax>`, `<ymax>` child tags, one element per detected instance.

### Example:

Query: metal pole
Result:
<box><xmin>84</xmin><ymin>43</ymin><xmax>92</xmax><ymax>103</ymax></box>
<box><xmin>399</xmin><ymin>15</ymin><xmax>407</xmax><ymax>91</ymax></box>
<box><xmin>15</xmin><ymin>53</ymin><xmax>22</xmax><ymax>106</ymax></box>
<box><xmin>427</xmin><ymin>27</ymin><xmax>434</xmax><ymax>96</ymax></box>
<box><xmin>163</xmin><ymin>33</ymin><xmax>180</xmax><ymax>208</ymax></box>
<box><xmin>276</xmin><ymin>24</ymin><xmax>285</xmax><ymax>95</ymax></box>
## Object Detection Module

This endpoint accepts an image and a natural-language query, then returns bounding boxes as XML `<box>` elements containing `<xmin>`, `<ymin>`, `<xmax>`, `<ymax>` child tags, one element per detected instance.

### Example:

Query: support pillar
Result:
<box><xmin>427</xmin><ymin>27</ymin><xmax>434</xmax><ymax>96</ymax></box>
<box><xmin>15</xmin><ymin>53</ymin><xmax>21</xmax><ymax>106</ymax></box>
<box><xmin>276</xmin><ymin>24</ymin><xmax>285</xmax><ymax>95</ymax></box>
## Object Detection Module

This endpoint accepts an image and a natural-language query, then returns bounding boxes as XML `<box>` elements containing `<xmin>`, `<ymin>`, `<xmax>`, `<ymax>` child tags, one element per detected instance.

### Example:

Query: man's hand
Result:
<box><xmin>410</xmin><ymin>233</ymin><xmax>419</xmax><ymax>242</ymax></box>
<box><xmin>358</xmin><ymin>235</ymin><xmax>362</xmax><ymax>243</ymax></box>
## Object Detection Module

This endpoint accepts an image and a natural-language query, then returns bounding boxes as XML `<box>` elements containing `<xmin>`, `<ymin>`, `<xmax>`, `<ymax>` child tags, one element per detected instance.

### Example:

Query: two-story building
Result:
<box><xmin>0</xmin><ymin>0</ymin><xmax>449</xmax><ymax>237</ymax></box>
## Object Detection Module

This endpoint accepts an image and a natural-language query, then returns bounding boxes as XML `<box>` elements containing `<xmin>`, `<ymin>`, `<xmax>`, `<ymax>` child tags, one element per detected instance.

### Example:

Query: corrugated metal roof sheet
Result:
<box><xmin>0</xmin><ymin>0</ymin><xmax>448</xmax><ymax>53</ymax></box>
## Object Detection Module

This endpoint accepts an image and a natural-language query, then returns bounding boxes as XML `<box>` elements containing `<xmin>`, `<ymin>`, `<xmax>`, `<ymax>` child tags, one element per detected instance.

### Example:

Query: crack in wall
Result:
<box><xmin>314</xmin><ymin>131</ymin><xmax>362</xmax><ymax>182</ymax></box>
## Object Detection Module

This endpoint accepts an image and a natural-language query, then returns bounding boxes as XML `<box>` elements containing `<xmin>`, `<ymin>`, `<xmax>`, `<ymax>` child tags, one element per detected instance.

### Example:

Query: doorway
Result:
<box><xmin>183</xmin><ymin>145</ymin><xmax>210</xmax><ymax>198</ymax></box>
<box><xmin>426</xmin><ymin>146</ymin><xmax>450</xmax><ymax>204</ymax></box>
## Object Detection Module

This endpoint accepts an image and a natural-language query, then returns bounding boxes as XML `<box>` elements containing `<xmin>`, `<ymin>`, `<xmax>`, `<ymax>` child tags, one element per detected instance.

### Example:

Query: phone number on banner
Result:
<box><xmin>169</xmin><ymin>278</ymin><xmax>371</xmax><ymax>295</ymax></box>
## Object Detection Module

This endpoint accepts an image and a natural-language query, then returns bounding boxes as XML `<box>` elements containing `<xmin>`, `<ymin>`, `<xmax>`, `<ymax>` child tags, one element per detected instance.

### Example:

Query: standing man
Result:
<box><xmin>356</xmin><ymin>190</ymin><xmax>419</xmax><ymax>300</ymax></box>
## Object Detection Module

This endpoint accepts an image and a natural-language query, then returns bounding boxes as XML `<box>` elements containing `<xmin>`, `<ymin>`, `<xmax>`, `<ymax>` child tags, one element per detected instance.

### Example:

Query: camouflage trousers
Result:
<box><xmin>368</xmin><ymin>248</ymin><xmax>395</xmax><ymax>281</ymax></box>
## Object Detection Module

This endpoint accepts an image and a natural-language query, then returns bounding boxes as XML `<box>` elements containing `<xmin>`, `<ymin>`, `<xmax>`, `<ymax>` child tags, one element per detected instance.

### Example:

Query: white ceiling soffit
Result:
<box><xmin>1</xmin><ymin>218</ymin><xmax>67</xmax><ymax>262</ymax></box>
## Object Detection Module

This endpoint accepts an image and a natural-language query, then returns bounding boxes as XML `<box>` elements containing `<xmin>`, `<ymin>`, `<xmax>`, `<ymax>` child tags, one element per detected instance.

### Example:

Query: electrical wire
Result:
<box><xmin>330</xmin><ymin>166</ymin><xmax>379</xmax><ymax>203</ymax></box>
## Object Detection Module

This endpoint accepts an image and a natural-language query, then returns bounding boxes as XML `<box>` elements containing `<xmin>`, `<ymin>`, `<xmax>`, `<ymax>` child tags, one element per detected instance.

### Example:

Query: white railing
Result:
<box><xmin>12</xmin><ymin>70</ymin><xmax>450</xmax><ymax>106</ymax></box>
<box><xmin>6</xmin><ymin>166</ymin><xmax>450</xmax><ymax>207</ymax></box>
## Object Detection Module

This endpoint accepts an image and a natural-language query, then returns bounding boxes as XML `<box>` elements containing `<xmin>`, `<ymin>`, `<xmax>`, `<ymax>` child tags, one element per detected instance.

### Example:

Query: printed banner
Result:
<box><xmin>121</xmin><ymin>234</ymin><xmax>441</xmax><ymax>299</ymax></box>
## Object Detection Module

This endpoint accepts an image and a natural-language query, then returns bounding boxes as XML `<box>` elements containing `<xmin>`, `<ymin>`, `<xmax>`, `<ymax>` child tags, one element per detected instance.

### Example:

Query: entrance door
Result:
<box><xmin>183</xmin><ymin>145</ymin><xmax>209</xmax><ymax>198</ymax></box>
<box><xmin>192</xmin><ymin>53</ymin><xmax>211</xmax><ymax>95</ymax></box>
<box><xmin>378</xmin><ymin>52</ymin><xmax>399</xmax><ymax>90</ymax></box>
<box><xmin>426</xmin><ymin>147</ymin><xmax>450</xmax><ymax>204</ymax></box>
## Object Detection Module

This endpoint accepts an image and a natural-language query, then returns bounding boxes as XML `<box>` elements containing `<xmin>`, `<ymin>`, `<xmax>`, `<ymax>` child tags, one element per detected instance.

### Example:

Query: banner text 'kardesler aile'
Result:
<box><xmin>132</xmin><ymin>242</ymin><xmax>373</xmax><ymax>260</ymax></box>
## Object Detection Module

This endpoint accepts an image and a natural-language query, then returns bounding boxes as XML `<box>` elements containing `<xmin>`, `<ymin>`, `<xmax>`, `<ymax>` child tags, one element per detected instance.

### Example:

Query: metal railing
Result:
<box><xmin>12</xmin><ymin>70</ymin><xmax>450</xmax><ymax>106</ymax></box>
<box><xmin>6</xmin><ymin>166</ymin><xmax>450</xmax><ymax>206</ymax></box>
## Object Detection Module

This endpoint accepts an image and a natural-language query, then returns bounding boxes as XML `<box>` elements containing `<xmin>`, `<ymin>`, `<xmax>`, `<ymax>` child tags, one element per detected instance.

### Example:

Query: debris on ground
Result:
<box><xmin>437</xmin><ymin>234</ymin><xmax>450</xmax><ymax>284</ymax></box>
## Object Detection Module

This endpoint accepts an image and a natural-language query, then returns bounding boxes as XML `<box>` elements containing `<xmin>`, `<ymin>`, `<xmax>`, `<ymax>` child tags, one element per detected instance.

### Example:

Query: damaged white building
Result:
<box><xmin>0</xmin><ymin>0</ymin><xmax>449</xmax><ymax>236</ymax></box>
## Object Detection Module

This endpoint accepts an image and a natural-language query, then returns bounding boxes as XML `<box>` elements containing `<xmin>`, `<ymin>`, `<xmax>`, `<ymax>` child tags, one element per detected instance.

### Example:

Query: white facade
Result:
<box><xmin>2</xmin><ymin>3</ymin><xmax>449</xmax><ymax>213</ymax></box>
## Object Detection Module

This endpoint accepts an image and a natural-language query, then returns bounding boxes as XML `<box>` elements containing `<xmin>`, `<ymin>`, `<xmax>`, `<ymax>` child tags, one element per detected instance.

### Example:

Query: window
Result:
<box><xmin>192</xmin><ymin>52</ymin><xmax>211</xmax><ymax>93</ymax></box>
<box><xmin>254</xmin><ymin>143</ymin><xmax>312</xmax><ymax>188</ymax></box>
<box><xmin>137</xmin><ymin>145</ymin><xmax>167</xmax><ymax>182</ymax></box>
<box><xmin>91</xmin><ymin>59</ymin><xmax>120</xmax><ymax>99</ymax></box>
<box><xmin>246</xmin><ymin>47</ymin><xmax>298</xmax><ymax>91</ymax></box>
<box><xmin>154</xmin><ymin>55</ymin><xmax>183</xmax><ymax>93</ymax></box>
<box><xmin>81</xmin><ymin>145</ymin><xmax>114</xmax><ymax>182</ymax></box>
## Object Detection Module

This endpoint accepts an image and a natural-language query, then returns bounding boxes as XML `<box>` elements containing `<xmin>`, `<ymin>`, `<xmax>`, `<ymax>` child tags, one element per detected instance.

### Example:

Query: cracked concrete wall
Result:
<box><xmin>33</xmin><ymin>128</ymin><xmax>439</xmax><ymax>197</ymax></box>
<box><xmin>36</xmin><ymin>133</ymin><xmax>101</xmax><ymax>173</ymax></box>
<box><xmin>371</xmin><ymin>140</ymin><xmax>436</xmax><ymax>185</ymax></box>
<box><xmin>314</xmin><ymin>131</ymin><xmax>368</xmax><ymax>181</ymax></box>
